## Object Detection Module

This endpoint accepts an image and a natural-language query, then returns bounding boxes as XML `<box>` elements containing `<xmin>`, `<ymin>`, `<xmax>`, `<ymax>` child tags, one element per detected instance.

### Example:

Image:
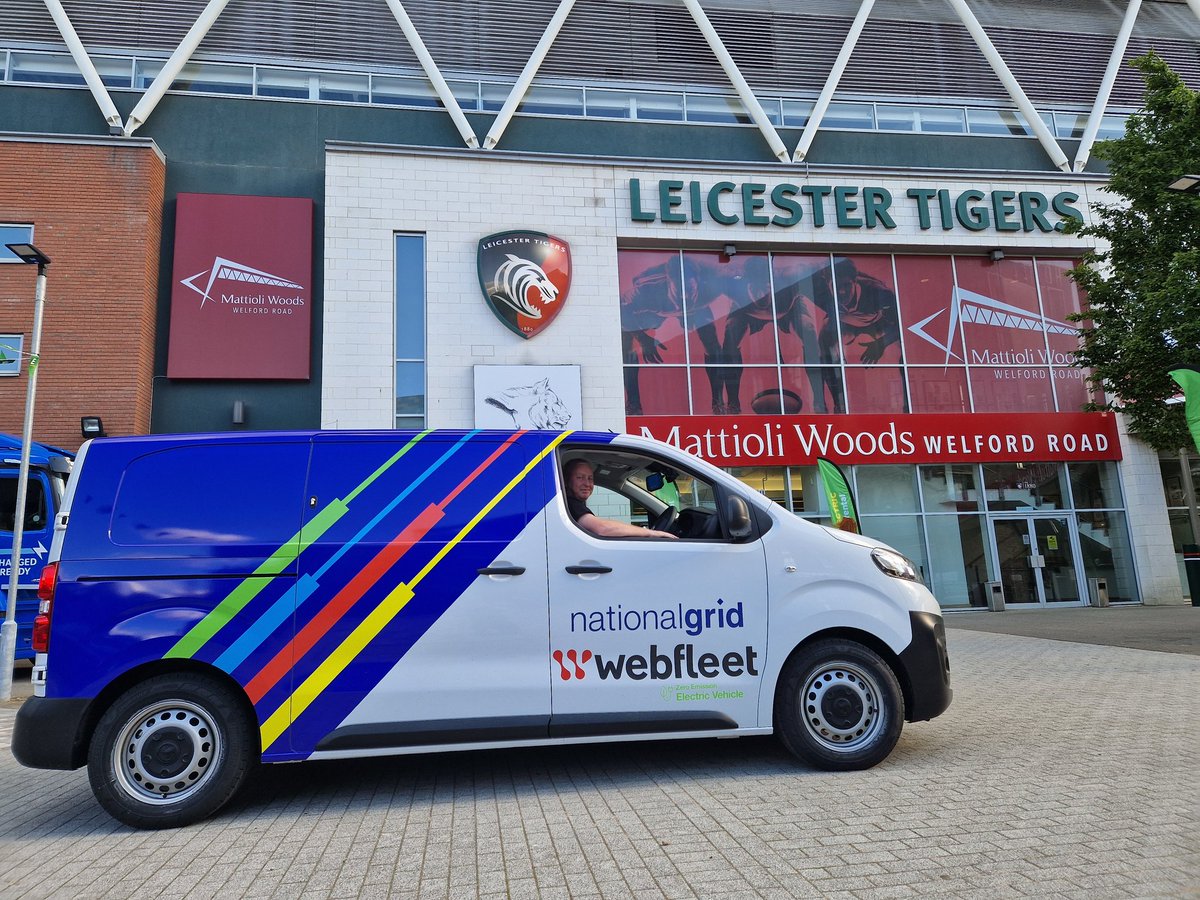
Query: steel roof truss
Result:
<box><xmin>41</xmin><ymin>0</ymin><xmax>123</xmax><ymax>133</ymax></box>
<box><xmin>1074</xmin><ymin>0</ymin><xmax>1141</xmax><ymax>173</ymax></box>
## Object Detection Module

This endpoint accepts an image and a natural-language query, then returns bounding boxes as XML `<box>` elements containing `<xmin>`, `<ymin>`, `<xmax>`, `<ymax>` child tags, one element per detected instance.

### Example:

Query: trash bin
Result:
<box><xmin>984</xmin><ymin>580</ymin><xmax>1005</xmax><ymax>612</ymax></box>
<box><xmin>1088</xmin><ymin>577</ymin><xmax>1109</xmax><ymax>608</ymax></box>
<box><xmin>1185</xmin><ymin>544</ymin><xmax>1200</xmax><ymax>607</ymax></box>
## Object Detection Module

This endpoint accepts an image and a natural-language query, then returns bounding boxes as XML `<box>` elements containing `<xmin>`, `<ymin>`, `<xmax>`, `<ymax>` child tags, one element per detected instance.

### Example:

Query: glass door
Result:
<box><xmin>991</xmin><ymin>515</ymin><xmax>1083</xmax><ymax>606</ymax></box>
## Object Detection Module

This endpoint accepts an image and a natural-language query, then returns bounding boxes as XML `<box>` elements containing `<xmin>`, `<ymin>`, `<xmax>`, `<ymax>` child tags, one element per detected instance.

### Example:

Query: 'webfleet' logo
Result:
<box><xmin>552</xmin><ymin>644</ymin><xmax>759</xmax><ymax>681</ymax></box>
<box><xmin>181</xmin><ymin>256</ymin><xmax>306</xmax><ymax>308</ymax></box>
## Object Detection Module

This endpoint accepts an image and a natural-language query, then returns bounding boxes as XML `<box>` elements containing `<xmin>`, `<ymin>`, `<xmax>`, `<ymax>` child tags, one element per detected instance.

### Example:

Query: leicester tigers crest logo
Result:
<box><xmin>478</xmin><ymin>230</ymin><xmax>571</xmax><ymax>339</ymax></box>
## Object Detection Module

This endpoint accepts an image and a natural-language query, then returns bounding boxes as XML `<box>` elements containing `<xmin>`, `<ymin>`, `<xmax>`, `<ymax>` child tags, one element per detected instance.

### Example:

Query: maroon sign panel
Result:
<box><xmin>167</xmin><ymin>193</ymin><xmax>313</xmax><ymax>379</ymax></box>
<box><xmin>627</xmin><ymin>412</ymin><xmax>1121</xmax><ymax>467</ymax></box>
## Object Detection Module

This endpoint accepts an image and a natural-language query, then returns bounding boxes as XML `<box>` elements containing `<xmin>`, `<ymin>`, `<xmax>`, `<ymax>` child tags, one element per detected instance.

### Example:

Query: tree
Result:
<box><xmin>1066</xmin><ymin>52</ymin><xmax>1200</xmax><ymax>451</ymax></box>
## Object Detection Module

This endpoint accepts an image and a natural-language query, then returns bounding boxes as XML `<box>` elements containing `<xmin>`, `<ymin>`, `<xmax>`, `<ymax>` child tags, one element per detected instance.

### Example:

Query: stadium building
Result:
<box><xmin>1</xmin><ymin>0</ymin><xmax>1198</xmax><ymax>609</ymax></box>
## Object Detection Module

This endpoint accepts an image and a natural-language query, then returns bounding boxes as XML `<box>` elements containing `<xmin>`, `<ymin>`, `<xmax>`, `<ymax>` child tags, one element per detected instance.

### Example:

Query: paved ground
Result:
<box><xmin>0</xmin><ymin>622</ymin><xmax>1196</xmax><ymax>899</ymax></box>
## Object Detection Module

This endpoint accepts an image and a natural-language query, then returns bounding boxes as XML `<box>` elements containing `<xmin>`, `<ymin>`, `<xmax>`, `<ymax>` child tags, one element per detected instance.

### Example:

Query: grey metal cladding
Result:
<box><xmin>1</xmin><ymin>0</ymin><xmax>1196</xmax><ymax>107</ymax></box>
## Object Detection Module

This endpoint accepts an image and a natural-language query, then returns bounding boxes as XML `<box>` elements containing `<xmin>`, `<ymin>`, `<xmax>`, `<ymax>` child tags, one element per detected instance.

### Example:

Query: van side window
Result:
<box><xmin>559</xmin><ymin>448</ymin><xmax>731</xmax><ymax>541</ymax></box>
<box><xmin>0</xmin><ymin>474</ymin><xmax>47</xmax><ymax>533</ymax></box>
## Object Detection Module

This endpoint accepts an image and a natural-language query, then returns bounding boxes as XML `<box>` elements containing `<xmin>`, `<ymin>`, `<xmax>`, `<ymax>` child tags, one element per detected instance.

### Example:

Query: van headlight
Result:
<box><xmin>871</xmin><ymin>547</ymin><xmax>920</xmax><ymax>582</ymax></box>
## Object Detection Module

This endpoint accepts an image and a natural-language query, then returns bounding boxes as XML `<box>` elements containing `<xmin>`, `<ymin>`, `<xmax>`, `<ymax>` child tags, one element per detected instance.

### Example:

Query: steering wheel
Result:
<box><xmin>649</xmin><ymin>505</ymin><xmax>678</xmax><ymax>533</ymax></box>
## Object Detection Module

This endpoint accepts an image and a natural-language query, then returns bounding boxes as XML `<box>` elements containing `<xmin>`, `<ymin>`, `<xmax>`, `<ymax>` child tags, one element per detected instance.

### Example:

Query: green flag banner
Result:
<box><xmin>817</xmin><ymin>457</ymin><xmax>860</xmax><ymax>534</ymax></box>
<box><xmin>1169</xmin><ymin>366</ymin><xmax>1200</xmax><ymax>455</ymax></box>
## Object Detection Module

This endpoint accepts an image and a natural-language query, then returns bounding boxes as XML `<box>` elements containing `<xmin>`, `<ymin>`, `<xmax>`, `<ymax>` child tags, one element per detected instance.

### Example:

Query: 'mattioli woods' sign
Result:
<box><xmin>626</xmin><ymin>412</ymin><xmax>1121</xmax><ymax>467</ymax></box>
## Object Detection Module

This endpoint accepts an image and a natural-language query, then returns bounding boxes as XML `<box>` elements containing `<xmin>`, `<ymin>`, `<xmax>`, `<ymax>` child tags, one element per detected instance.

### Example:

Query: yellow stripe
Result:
<box><xmin>259</xmin><ymin>432</ymin><xmax>572</xmax><ymax>752</ymax></box>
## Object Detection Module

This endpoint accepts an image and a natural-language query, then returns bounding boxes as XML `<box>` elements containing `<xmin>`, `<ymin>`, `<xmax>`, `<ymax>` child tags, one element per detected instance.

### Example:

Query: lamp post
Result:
<box><xmin>1</xmin><ymin>242</ymin><xmax>51</xmax><ymax>701</ymax></box>
<box><xmin>1166</xmin><ymin>174</ymin><xmax>1200</xmax><ymax>194</ymax></box>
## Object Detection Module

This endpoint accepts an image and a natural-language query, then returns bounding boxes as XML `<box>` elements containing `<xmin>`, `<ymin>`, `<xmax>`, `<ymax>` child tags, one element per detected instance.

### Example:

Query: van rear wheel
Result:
<box><xmin>88</xmin><ymin>674</ymin><xmax>256</xmax><ymax>829</ymax></box>
<box><xmin>775</xmin><ymin>639</ymin><xmax>904</xmax><ymax>771</ymax></box>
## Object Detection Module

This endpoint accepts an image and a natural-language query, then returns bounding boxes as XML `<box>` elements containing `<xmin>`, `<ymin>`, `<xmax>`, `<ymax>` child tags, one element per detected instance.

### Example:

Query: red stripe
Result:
<box><xmin>439</xmin><ymin>430</ymin><xmax>524</xmax><ymax>508</ymax></box>
<box><xmin>246</xmin><ymin>503</ymin><xmax>445</xmax><ymax>705</ymax></box>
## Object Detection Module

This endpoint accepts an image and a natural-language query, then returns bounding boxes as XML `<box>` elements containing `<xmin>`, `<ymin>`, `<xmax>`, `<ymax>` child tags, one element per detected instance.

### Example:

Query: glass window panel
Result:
<box><xmin>824</xmin><ymin>102</ymin><xmax>875</xmax><ymax>130</ymax></box>
<box><xmin>855</xmin><ymin>466</ymin><xmax>918</xmax><ymax>514</ymax></box>
<box><xmin>9</xmin><ymin>52</ymin><xmax>85</xmax><ymax>86</ymax></box>
<box><xmin>395</xmin><ymin>361</ymin><xmax>424</xmax><ymax>419</ymax></box>
<box><xmin>586</xmin><ymin>89</ymin><xmax>632</xmax><ymax>119</ymax></box>
<box><xmin>926</xmin><ymin>514</ymin><xmax>989</xmax><ymax>608</ymax></box>
<box><xmin>1168</xmin><ymin>510</ymin><xmax>1195</xmax><ymax>596</ymax></box>
<box><xmin>623</xmin><ymin>366</ymin><xmax>690</xmax><ymax>416</ymax></box>
<box><xmin>0</xmin><ymin>474</ymin><xmax>46</xmax><ymax>533</ymax></box>
<box><xmin>395</xmin><ymin>234</ymin><xmax>425</xmax><ymax>360</ymax></box>
<box><xmin>481</xmin><ymin>82</ymin><xmax>513</xmax><ymax>111</ymax></box>
<box><xmin>92</xmin><ymin>56</ymin><xmax>133</xmax><ymax>88</ymax></box>
<box><xmin>395</xmin><ymin>415</ymin><xmax>423</xmax><ymax>431</ymax></box>
<box><xmin>967</xmin><ymin>107</ymin><xmax>1032</xmax><ymax>136</ymax></box>
<box><xmin>895</xmin><ymin>256</ymin><xmax>962</xmax><ymax>365</ymax></box>
<box><xmin>134</xmin><ymin>59</ymin><xmax>164</xmax><ymax>89</ymax></box>
<box><xmin>257</xmin><ymin>68</ymin><xmax>314</xmax><ymax>99</ymax></box>
<box><xmin>773</xmin><ymin>254</ymin><xmax>836</xmax><ymax>367</ymax></box>
<box><xmin>319</xmin><ymin>72</ymin><xmax>369</xmax><ymax>103</ymax></box>
<box><xmin>843</xmin><ymin>366</ymin><xmax>908</xmax><ymax>414</ymax></box>
<box><xmin>920</xmin><ymin>464</ymin><xmax>980</xmax><ymax>512</ymax></box>
<box><xmin>175</xmin><ymin>62</ymin><xmax>252</xmax><ymax>95</ymax></box>
<box><xmin>683</xmin><ymin>253</ymin><xmax>778</xmax><ymax>368</ymax></box>
<box><xmin>876</xmin><ymin>105</ymin><xmax>918</xmax><ymax>132</ymax></box>
<box><xmin>689</xmin><ymin>366</ymin><xmax>779</xmax><ymax>417</ymax></box>
<box><xmin>686</xmin><ymin>94</ymin><xmax>751</xmax><ymax>124</ymax></box>
<box><xmin>619</xmin><ymin>249</ymin><xmax>688</xmax><ymax>364</ymax></box>
<box><xmin>968</xmin><ymin>367</ymin><xmax>1056</xmax><ymax>413</ymax></box>
<box><xmin>906</xmin><ymin>367</ymin><xmax>970</xmax><ymax>413</ymax></box>
<box><xmin>521</xmin><ymin>84</ymin><xmax>584</xmax><ymax>116</ymax></box>
<box><xmin>983</xmin><ymin>462</ymin><xmax>1066</xmax><ymax>511</ymax></box>
<box><xmin>781</xmin><ymin>366</ymin><xmax>845</xmax><ymax>415</ymax></box>
<box><xmin>1096</xmin><ymin>114</ymin><xmax>1126</xmax><ymax>140</ymax></box>
<box><xmin>1052</xmin><ymin>366</ymin><xmax>1102</xmax><ymax>412</ymax></box>
<box><xmin>1077</xmin><ymin>510</ymin><xmax>1138</xmax><ymax>602</ymax></box>
<box><xmin>1053</xmin><ymin>110</ymin><xmax>1088</xmax><ymax>139</ymax></box>
<box><xmin>633</xmin><ymin>92</ymin><xmax>684</xmax><ymax>122</ymax></box>
<box><xmin>1035</xmin><ymin>259</ymin><xmax>1085</xmax><ymax>361</ymax></box>
<box><xmin>781</xmin><ymin>99</ymin><xmax>813</xmax><ymax>128</ymax></box>
<box><xmin>918</xmin><ymin>106</ymin><xmax>966</xmax><ymax>133</ymax></box>
<box><xmin>790</xmin><ymin>465</ymin><xmax>827</xmax><ymax>516</ymax></box>
<box><xmin>955</xmin><ymin>256</ymin><xmax>1042</xmax><ymax>360</ymax></box>
<box><xmin>0</xmin><ymin>225</ymin><xmax>34</xmax><ymax>262</ymax></box>
<box><xmin>1160</xmin><ymin>457</ymin><xmax>1186</xmax><ymax>508</ymax></box>
<box><xmin>728</xmin><ymin>466</ymin><xmax>789</xmax><ymax>506</ymax></box>
<box><xmin>830</xmin><ymin>256</ymin><xmax>903</xmax><ymax>365</ymax></box>
<box><xmin>1068</xmin><ymin>461</ymin><xmax>1122</xmax><ymax>510</ymax></box>
<box><xmin>373</xmin><ymin>75</ymin><xmax>472</xmax><ymax>108</ymax></box>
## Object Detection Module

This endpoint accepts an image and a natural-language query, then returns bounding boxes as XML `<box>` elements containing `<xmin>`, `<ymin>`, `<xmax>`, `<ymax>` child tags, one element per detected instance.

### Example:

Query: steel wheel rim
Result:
<box><xmin>111</xmin><ymin>699</ymin><xmax>221</xmax><ymax>805</ymax></box>
<box><xmin>801</xmin><ymin>661</ymin><xmax>885</xmax><ymax>752</ymax></box>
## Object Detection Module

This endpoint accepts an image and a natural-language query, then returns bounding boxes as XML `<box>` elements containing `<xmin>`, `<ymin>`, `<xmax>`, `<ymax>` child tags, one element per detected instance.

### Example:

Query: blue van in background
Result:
<box><xmin>0</xmin><ymin>434</ymin><xmax>72</xmax><ymax>661</ymax></box>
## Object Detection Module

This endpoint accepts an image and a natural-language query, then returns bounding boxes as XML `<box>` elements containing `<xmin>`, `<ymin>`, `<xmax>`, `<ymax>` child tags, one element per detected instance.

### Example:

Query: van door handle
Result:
<box><xmin>478</xmin><ymin>566</ymin><xmax>526</xmax><ymax>576</ymax></box>
<box><xmin>565</xmin><ymin>565</ymin><xmax>612</xmax><ymax>575</ymax></box>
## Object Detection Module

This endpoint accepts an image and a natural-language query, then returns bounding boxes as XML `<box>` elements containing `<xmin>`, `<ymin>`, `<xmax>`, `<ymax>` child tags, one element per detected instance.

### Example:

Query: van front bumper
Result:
<box><xmin>12</xmin><ymin>696</ymin><xmax>90</xmax><ymax>770</ymax></box>
<box><xmin>899</xmin><ymin>611</ymin><xmax>953</xmax><ymax>722</ymax></box>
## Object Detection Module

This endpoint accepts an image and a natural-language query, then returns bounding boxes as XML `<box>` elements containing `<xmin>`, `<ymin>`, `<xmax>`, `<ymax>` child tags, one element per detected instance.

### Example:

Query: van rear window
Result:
<box><xmin>0</xmin><ymin>474</ymin><xmax>47</xmax><ymax>534</ymax></box>
<box><xmin>110</xmin><ymin>443</ymin><xmax>309</xmax><ymax>546</ymax></box>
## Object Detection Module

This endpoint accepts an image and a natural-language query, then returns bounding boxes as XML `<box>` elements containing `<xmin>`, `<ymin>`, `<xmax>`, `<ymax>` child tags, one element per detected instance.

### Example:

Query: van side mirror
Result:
<box><xmin>727</xmin><ymin>495</ymin><xmax>753</xmax><ymax>542</ymax></box>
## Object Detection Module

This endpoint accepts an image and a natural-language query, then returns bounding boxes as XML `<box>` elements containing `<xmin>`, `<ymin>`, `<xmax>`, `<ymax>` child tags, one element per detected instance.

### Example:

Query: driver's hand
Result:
<box><xmin>648</xmin><ymin>529</ymin><xmax>679</xmax><ymax>539</ymax></box>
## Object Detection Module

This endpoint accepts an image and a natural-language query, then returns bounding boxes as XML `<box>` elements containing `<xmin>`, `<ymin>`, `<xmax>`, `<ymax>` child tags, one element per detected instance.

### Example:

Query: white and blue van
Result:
<box><xmin>13</xmin><ymin>429</ymin><xmax>951</xmax><ymax>828</ymax></box>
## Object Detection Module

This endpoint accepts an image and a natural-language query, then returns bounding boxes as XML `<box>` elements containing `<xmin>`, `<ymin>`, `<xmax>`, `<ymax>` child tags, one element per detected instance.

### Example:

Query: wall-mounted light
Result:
<box><xmin>232</xmin><ymin>400</ymin><xmax>246</xmax><ymax>426</ymax></box>
<box><xmin>988</xmin><ymin>249</ymin><xmax>1005</xmax><ymax>262</ymax></box>
<box><xmin>80</xmin><ymin>416</ymin><xmax>106</xmax><ymax>438</ymax></box>
<box><xmin>723</xmin><ymin>244</ymin><xmax>737</xmax><ymax>257</ymax></box>
<box><xmin>1166</xmin><ymin>174</ymin><xmax>1200</xmax><ymax>194</ymax></box>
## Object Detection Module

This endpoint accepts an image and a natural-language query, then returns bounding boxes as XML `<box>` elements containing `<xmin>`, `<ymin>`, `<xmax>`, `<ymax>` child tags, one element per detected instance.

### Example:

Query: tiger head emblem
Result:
<box><xmin>478</xmin><ymin>231</ymin><xmax>572</xmax><ymax>339</ymax></box>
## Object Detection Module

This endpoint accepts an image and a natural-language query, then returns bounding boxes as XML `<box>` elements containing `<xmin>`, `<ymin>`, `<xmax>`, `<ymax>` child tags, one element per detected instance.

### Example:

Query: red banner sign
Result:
<box><xmin>626</xmin><ymin>412</ymin><xmax>1121</xmax><ymax>466</ymax></box>
<box><xmin>167</xmin><ymin>193</ymin><xmax>313</xmax><ymax>380</ymax></box>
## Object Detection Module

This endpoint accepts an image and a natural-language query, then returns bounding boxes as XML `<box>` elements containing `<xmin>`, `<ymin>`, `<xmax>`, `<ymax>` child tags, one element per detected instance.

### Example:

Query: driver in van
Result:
<box><xmin>563</xmin><ymin>458</ymin><xmax>678</xmax><ymax>539</ymax></box>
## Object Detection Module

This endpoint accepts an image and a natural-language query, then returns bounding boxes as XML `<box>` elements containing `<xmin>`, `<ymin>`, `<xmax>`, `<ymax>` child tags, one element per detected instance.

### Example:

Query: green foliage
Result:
<box><xmin>1066</xmin><ymin>53</ymin><xmax>1200</xmax><ymax>451</ymax></box>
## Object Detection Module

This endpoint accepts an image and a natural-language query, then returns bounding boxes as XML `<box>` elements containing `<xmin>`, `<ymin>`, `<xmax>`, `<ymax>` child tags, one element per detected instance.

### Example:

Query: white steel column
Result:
<box><xmin>42</xmin><ymin>0</ymin><xmax>123</xmax><ymax>133</ymax></box>
<box><xmin>944</xmin><ymin>0</ymin><xmax>1070</xmax><ymax>172</ymax></box>
<box><xmin>1074</xmin><ymin>0</ymin><xmax>1141</xmax><ymax>172</ymax></box>
<box><xmin>681</xmin><ymin>0</ymin><xmax>789</xmax><ymax>163</ymax></box>
<box><xmin>793</xmin><ymin>0</ymin><xmax>875</xmax><ymax>163</ymax></box>
<box><xmin>484</xmin><ymin>0</ymin><xmax>575</xmax><ymax>149</ymax></box>
<box><xmin>1188</xmin><ymin>0</ymin><xmax>1200</xmax><ymax>21</ymax></box>
<box><xmin>384</xmin><ymin>0</ymin><xmax>479</xmax><ymax>149</ymax></box>
<box><xmin>124</xmin><ymin>0</ymin><xmax>231</xmax><ymax>135</ymax></box>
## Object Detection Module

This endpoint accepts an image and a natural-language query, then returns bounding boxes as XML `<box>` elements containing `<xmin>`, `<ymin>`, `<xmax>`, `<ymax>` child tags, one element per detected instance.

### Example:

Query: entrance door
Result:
<box><xmin>991</xmin><ymin>515</ymin><xmax>1083</xmax><ymax>606</ymax></box>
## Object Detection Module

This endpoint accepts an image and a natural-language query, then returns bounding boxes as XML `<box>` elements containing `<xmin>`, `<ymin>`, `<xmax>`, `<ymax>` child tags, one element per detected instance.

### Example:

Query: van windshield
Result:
<box><xmin>0</xmin><ymin>474</ymin><xmax>47</xmax><ymax>534</ymax></box>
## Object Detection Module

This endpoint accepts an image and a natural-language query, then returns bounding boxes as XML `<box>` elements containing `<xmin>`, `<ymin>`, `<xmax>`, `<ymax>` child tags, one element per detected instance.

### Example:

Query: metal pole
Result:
<box><xmin>1180</xmin><ymin>448</ymin><xmax>1200</xmax><ymax>545</ymax></box>
<box><xmin>1073</xmin><ymin>0</ymin><xmax>1140</xmax><ymax>172</ymax></box>
<box><xmin>1</xmin><ymin>262</ymin><xmax>47</xmax><ymax>701</ymax></box>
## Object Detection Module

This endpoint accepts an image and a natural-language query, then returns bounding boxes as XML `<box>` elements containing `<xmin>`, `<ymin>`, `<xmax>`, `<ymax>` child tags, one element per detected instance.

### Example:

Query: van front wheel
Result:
<box><xmin>87</xmin><ymin>674</ymin><xmax>256</xmax><ymax>829</ymax></box>
<box><xmin>776</xmin><ymin>640</ymin><xmax>904</xmax><ymax>771</ymax></box>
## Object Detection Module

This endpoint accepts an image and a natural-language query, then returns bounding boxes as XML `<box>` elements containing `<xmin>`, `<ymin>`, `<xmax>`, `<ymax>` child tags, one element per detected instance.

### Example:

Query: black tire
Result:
<box><xmin>775</xmin><ymin>639</ymin><xmax>905</xmax><ymax>771</ymax></box>
<box><xmin>87</xmin><ymin>673</ymin><xmax>257</xmax><ymax>829</ymax></box>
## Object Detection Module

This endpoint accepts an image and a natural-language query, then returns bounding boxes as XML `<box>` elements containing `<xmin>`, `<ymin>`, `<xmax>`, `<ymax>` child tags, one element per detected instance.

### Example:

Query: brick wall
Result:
<box><xmin>0</xmin><ymin>137</ymin><xmax>165</xmax><ymax>451</ymax></box>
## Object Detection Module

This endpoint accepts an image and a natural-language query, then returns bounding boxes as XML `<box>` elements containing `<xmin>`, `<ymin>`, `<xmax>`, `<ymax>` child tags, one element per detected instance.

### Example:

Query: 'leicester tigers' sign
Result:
<box><xmin>478</xmin><ymin>231</ymin><xmax>571</xmax><ymax>339</ymax></box>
